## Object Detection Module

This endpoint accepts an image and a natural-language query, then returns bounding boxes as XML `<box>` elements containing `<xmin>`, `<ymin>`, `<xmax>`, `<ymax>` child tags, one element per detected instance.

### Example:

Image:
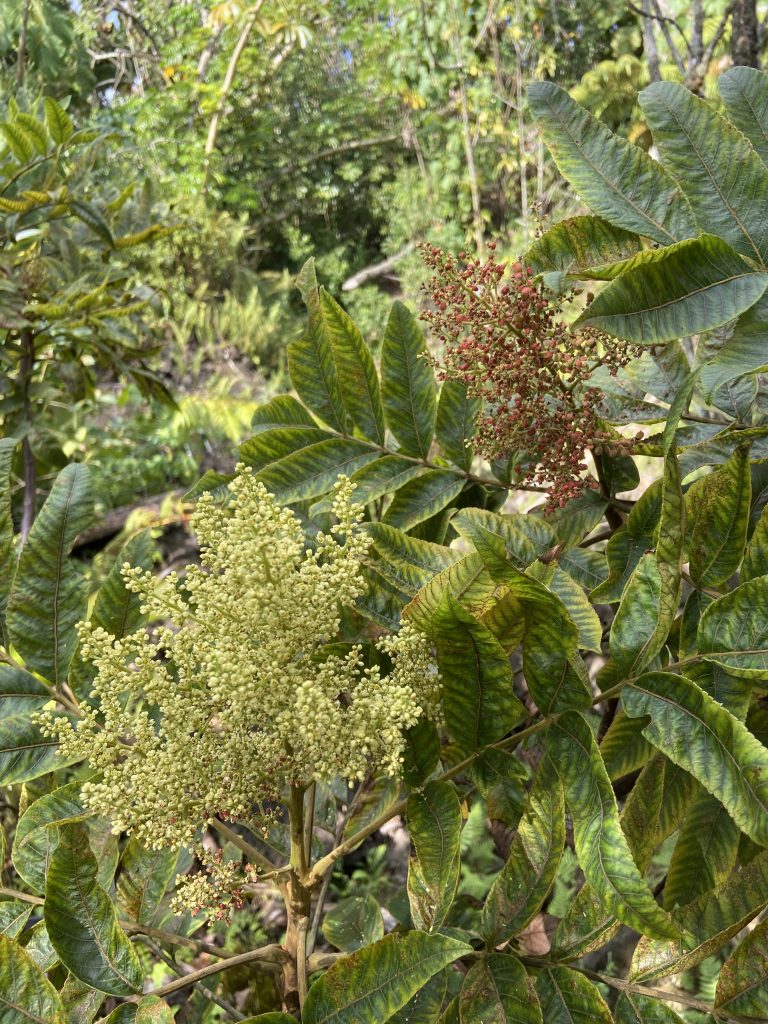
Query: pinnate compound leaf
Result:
<box><xmin>623</xmin><ymin>671</ymin><xmax>768</xmax><ymax>846</ymax></box>
<box><xmin>548</xmin><ymin>712</ymin><xmax>680</xmax><ymax>940</ymax></box>
<box><xmin>527</xmin><ymin>81</ymin><xmax>694</xmax><ymax>244</ymax></box>
<box><xmin>322</xmin><ymin>895</ymin><xmax>384</xmax><ymax>953</ymax></box>
<box><xmin>576</xmin><ymin>235</ymin><xmax>768</xmax><ymax>344</ymax></box>
<box><xmin>614</xmin><ymin>991</ymin><xmax>685</xmax><ymax>1023</ymax></box>
<box><xmin>0</xmin><ymin>933</ymin><xmax>66</xmax><ymax>1024</ymax></box>
<box><xmin>715</xmin><ymin>916</ymin><xmax>768</xmax><ymax>1018</ymax></box>
<box><xmin>381</xmin><ymin>300</ymin><xmax>437</xmax><ymax>458</ymax></box>
<box><xmin>639</xmin><ymin>80</ymin><xmax>768</xmax><ymax>263</ymax></box>
<box><xmin>697</xmin><ymin>575</ymin><xmax>768</xmax><ymax>676</ymax></box>
<box><xmin>459</xmin><ymin>954</ymin><xmax>541</xmax><ymax>1024</ymax></box>
<box><xmin>535</xmin><ymin>966</ymin><xmax>612</xmax><ymax>1024</ymax></box>
<box><xmin>688</xmin><ymin>444</ymin><xmax>750</xmax><ymax>587</ymax></box>
<box><xmin>407</xmin><ymin>781</ymin><xmax>462</xmax><ymax>932</ymax></box>
<box><xmin>430</xmin><ymin>593</ymin><xmax>525</xmax><ymax>753</ymax></box>
<box><xmin>301</xmin><ymin>931</ymin><xmax>471</xmax><ymax>1024</ymax></box>
<box><xmin>7</xmin><ymin>464</ymin><xmax>93</xmax><ymax>684</ymax></box>
<box><xmin>481</xmin><ymin>756</ymin><xmax>564</xmax><ymax>946</ymax></box>
<box><xmin>45</xmin><ymin>822</ymin><xmax>142</xmax><ymax>995</ymax></box>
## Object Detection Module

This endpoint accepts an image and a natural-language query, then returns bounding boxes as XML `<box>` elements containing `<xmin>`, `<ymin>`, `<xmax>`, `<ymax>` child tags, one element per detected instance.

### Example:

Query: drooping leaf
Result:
<box><xmin>639</xmin><ymin>80</ymin><xmax>768</xmax><ymax>263</ymax></box>
<box><xmin>527</xmin><ymin>82</ymin><xmax>695</xmax><ymax>244</ymax></box>
<box><xmin>524</xmin><ymin>215</ymin><xmax>642</xmax><ymax>291</ymax></box>
<box><xmin>383</xmin><ymin>470</ymin><xmax>465</xmax><ymax>532</ymax></box>
<box><xmin>45</xmin><ymin>822</ymin><xmax>142</xmax><ymax>995</ymax></box>
<box><xmin>622</xmin><ymin>671</ymin><xmax>768</xmax><ymax>846</ymax></box>
<box><xmin>715</xmin><ymin>915</ymin><xmax>768</xmax><ymax>1018</ymax></box>
<box><xmin>687</xmin><ymin>444</ymin><xmax>750</xmax><ymax>587</ymax></box>
<box><xmin>719</xmin><ymin>65</ymin><xmax>768</xmax><ymax>167</ymax></box>
<box><xmin>116</xmin><ymin>838</ymin><xmax>178</xmax><ymax>926</ymax></box>
<box><xmin>381</xmin><ymin>300</ymin><xmax>437</xmax><ymax>458</ymax></box>
<box><xmin>481</xmin><ymin>755</ymin><xmax>564</xmax><ymax>946</ymax></box>
<box><xmin>435</xmin><ymin>380</ymin><xmax>479</xmax><ymax>472</ymax></box>
<box><xmin>7</xmin><ymin>464</ymin><xmax>94</xmax><ymax>684</ymax></box>
<box><xmin>576</xmin><ymin>235</ymin><xmax>768</xmax><ymax>344</ymax></box>
<box><xmin>535</xmin><ymin>967</ymin><xmax>613</xmax><ymax>1024</ymax></box>
<box><xmin>12</xmin><ymin>780</ymin><xmax>89</xmax><ymax>893</ymax></box>
<box><xmin>407</xmin><ymin>781</ymin><xmax>462</xmax><ymax>932</ymax></box>
<box><xmin>548</xmin><ymin>711</ymin><xmax>680</xmax><ymax>940</ymax></box>
<box><xmin>0</xmin><ymin>934</ymin><xmax>66</xmax><ymax>1024</ymax></box>
<box><xmin>322</xmin><ymin>895</ymin><xmax>384</xmax><ymax>953</ymax></box>
<box><xmin>664</xmin><ymin>791</ymin><xmax>739</xmax><ymax>910</ymax></box>
<box><xmin>430</xmin><ymin>593</ymin><xmax>525</xmax><ymax>753</ymax></box>
<box><xmin>459</xmin><ymin>954</ymin><xmax>542</xmax><ymax>1024</ymax></box>
<box><xmin>301</xmin><ymin>931</ymin><xmax>471</xmax><ymax>1024</ymax></box>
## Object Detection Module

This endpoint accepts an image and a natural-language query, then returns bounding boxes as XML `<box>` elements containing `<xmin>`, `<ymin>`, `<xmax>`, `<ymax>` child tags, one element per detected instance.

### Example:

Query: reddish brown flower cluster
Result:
<box><xmin>420</xmin><ymin>243</ymin><xmax>641</xmax><ymax>507</ymax></box>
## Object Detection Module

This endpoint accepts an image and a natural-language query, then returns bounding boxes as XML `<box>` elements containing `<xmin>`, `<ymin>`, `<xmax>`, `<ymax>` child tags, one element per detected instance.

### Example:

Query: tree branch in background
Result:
<box><xmin>341</xmin><ymin>244</ymin><xmax>416</xmax><ymax>291</ymax></box>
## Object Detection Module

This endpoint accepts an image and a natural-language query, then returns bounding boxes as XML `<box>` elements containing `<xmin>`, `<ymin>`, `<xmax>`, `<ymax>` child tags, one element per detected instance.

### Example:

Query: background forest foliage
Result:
<box><xmin>4</xmin><ymin>2</ymin><xmax>768</xmax><ymax>1024</ymax></box>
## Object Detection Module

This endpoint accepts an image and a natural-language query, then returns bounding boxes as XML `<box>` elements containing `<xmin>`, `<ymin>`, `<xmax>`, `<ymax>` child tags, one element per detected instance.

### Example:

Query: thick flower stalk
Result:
<box><xmin>40</xmin><ymin>469</ymin><xmax>437</xmax><ymax>856</ymax></box>
<box><xmin>421</xmin><ymin>243</ymin><xmax>642</xmax><ymax>506</ymax></box>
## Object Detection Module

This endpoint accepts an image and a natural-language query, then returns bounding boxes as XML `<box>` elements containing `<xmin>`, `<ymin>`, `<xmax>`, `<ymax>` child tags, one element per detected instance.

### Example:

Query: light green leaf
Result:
<box><xmin>301</xmin><ymin>931</ymin><xmax>471</xmax><ymax>1024</ymax></box>
<box><xmin>239</xmin><ymin>426</ymin><xmax>332</xmax><ymax>472</ymax></box>
<box><xmin>0</xmin><ymin>934</ymin><xmax>66</xmax><ymax>1023</ymax></box>
<box><xmin>0</xmin><ymin>900</ymin><xmax>31</xmax><ymax>937</ymax></box>
<box><xmin>481</xmin><ymin>756</ymin><xmax>564</xmax><ymax>946</ymax></box>
<box><xmin>7</xmin><ymin>464</ymin><xmax>94</xmax><ymax>684</ymax></box>
<box><xmin>319</xmin><ymin>288</ymin><xmax>384</xmax><ymax>444</ymax></box>
<box><xmin>431</xmin><ymin>593</ymin><xmax>525</xmax><ymax>753</ymax></box>
<box><xmin>1</xmin><ymin>123</ymin><xmax>34</xmax><ymax>162</ymax></box>
<box><xmin>459</xmin><ymin>954</ymin><xmax>542</xmax><ymax>1024</ymax></box>
<box><xmin>45</xmin><ymin>822</ymin><xmax>142</xmax><ymax>996</ymax></box>
<box><xmin>24</xmin><ymin>922</ymin><xmax>58</xmax><ymax>972</ymax></box>
<box><xmin>699</xmin><ymin>297</ymin><xmax>768</xmax><ymax>401</ymax></box>
<box><xmin>716</xmin><ymin>916</ymin><xmax>768</xmax><ymax>1018</ymax></box>
<box><xmin>364</xmin><ymin>522</ymin><xmax>460</xmax><ymax>596</ymax></box>
<box><xmin>599</xmin><ymin>710</ymin><xmax>654</xmax><ymax>782</ymax></box>
<box><xmin>59</xmin><ymin>976</ymin><xmax>104</xmax><ymax>1024</ymax></box>
<box><xmin>719</xmin><ymin>65</ymin><xmax>768</xmax><ymax>167</ymax></box>
<box><xmin>614</xmin><ymin>991</ymin><xmax>686</xmax><ymax>1023</ymax></box>
<box><xmin>254</xmin><ymin>438</ymin><xmax>378</xmax><ymax>504</ymax></box>
<box><xmin>13</xmin><ymin>113</ymin><xmax>48</xmax><ymax>155</ymax></box>
<box><xmin>535</xmin><ymin>967</ymin><xmax>613</xmax><ymax>1024</ymax></box>
<box><xmin>640</xmin><ymin>80</ymin><xmax>768</xmax><ymax>263</ymax></box>
<box><xmin>43</xmin><ymin>97</ymin><xmax>73</xmax><ymax>144</ymax></box>
<box><xmin>435</xmin><ymin>380</ymin><xmax>479</xmax><ymax>472</ymax></box>
<box><xmin>697</xmin><ymin>575</ymin><xmax>768</xmax><ymax>676</ymax></box>
<box><xmin>548</xmin><ymin>711</ymin><xmax>680</xmax><ymax>940</ymax></box>
<box><xmin>664</xmin><ymin>792</ymin><xmax>739</xmax><ymax>910</ymax></box>
<box><xmin>381</xmin><ymin>300</ymin><xmax>437</xmax><ymax>458</ymax></box>
<box><xmin>383</xmin><ymin>470</ymin><xmax>464</xmax><ymax>533</ymax></box>
<box><xmin>622</xmin><ymin>671</ymin><xmax>768</xmax><ymax>846</ymax></box>
<box><xmin>13</xmin><ymin>780</ymin><xmax>89</xmax><ymax>893</ymax></box>
<box><xmin>116</xmin><ymin>839</ymin><xmax>178</xmax><ymax>926</ymax></box>
<box><xmin>313</xmin><ymin>457</ymin><xmax>422</xmax><ymax>514</ymax></box>
<box><xmin>688</xmin><ymin>444</ymin><xmax>750</xmax><ymax>587</ymax></box>
<box><xmin>525</xmin><ymin>215</ymin><xmax>642</xmax><ymax>290</ymax></box>
<box><xmin>527</xmin><ymin>81</ymin><xmax>694</xmax><ymax>245</ymax></box>
<box><xmin>576</xmin><ymin>235</ymin><xmax>768</xmax><ymax>343</ymax></box>
<box><xmin>407</xmin><ymin>781</ymin><xmax>462</xmax><ymax>932</ymax></box>
<box><xmin>322</xmin><ymin>895</ymin><xmax>384</xmax><ymax>953</ymax></box>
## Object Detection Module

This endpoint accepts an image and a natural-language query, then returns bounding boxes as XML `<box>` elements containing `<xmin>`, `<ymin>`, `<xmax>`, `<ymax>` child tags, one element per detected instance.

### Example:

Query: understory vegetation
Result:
<box><xmin>3</xmin><ymin>2</ymin><xmax>768</xmax><ymax>1023</ymax></box>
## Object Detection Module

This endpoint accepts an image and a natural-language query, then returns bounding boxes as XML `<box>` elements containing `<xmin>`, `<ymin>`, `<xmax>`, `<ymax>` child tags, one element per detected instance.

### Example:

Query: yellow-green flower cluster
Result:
<box><xmin>40</xmin><ymin>468</ymin><xmax>437</xmax><ymax>849</ymax></box>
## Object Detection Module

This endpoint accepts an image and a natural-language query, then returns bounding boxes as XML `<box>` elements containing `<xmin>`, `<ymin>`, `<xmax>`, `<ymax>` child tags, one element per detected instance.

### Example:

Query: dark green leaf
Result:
<box><xmin>525</xmin><ymin>215</ymin><xmax>642</xmax><ymax>291</ymax></box>
<box><xmin>715</xmin><ymin>915</ymin><xmax>768</xmax><ymax>1018</ymax></box>
<box><xmin>254</xmin><ymin>438</ymin><xmax>378</xmax><ymax>504</ymax></box>
<box><xmin>614</xmin><ymin>991</ymin><xmax>686</xmax><ymax>1023</ymax></box>
<box><xmin>0</xmin><ymin>934</ymin><xmax>66</xmax><ymax>1023</ymax></box>
<box><xmin>435</xmin><ymin>380</ymin><xmax>479</xmax><ymax>472</ymax></box>
<box><xmin>459</xmin><ymin>954</ymin><xmax>542</xmax><ymax>1024</ymax></box>
<box><xmin>0</xmin><ymin>713</ymin><xmax>78</xmax><ymax>787</ymax></box>
<box><xmin>664</xmin><ymin>791</ymin><xmax>739</xmax><ymax>910</ymax></box>
<box><xmin>383</xmin><ymin>471</ymin><xmax>465</xmax><ymax>533</ymax></box>
<box><xmin>407</xmin><ymin>781</ymin><xmax>462</xmax><ymax>932</ymax></box>
<box><xmin>0</xmin><ymin>664</ymin><xmax>49</xmax><ymax>717</ymax></box>
<box><xmin>13</xmin><ymin>780</ymin><xmax>89</xmax><ymax>893</ymax></box>
<box><xmin>535</xmin><ymin>967</ymin><xmax>612</xmax><ymax>1024</ymax></box>
<box><xmin>719</xmin><ymin>66</ymin><xmax>768</xmax><ymax>167</ymax></box>
<box><xmin>381</xmin><ymin>300</ymin><xmax>437</xmax><ymax>458</ymax></box>
<box><xmin>116</xmin><ymin>839</ymin><xmax>178</xmax><ymax>926</ymax></box>
<box><xmin>322</xmin><ymin>895</ymin><xmax>384</xmax><ymax>953</ymax></box>
<box><xmin>688</xmin><ymin>445</ymin><xmax>750</xmax><ymax>587</ymax></box>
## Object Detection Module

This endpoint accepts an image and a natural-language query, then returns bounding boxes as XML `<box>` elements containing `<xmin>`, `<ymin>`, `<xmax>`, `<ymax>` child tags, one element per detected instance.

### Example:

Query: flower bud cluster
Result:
<box><xmin>420</xmin><ymin>243</ymin><xmax>642</xmax><ymax>506</ymax></box>
<box><xmin>39</xmin><ymin>468</ymin><xmax>438</xmax><ymax>852</ymax></box>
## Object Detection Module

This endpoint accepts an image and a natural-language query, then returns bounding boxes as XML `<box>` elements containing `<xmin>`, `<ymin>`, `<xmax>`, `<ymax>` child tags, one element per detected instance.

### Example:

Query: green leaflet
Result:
<box><xmin>253</xmin><ymin>438</ymin><xmax>378</xmax><ymax>503</ymax></box>
<box><xmin>0</xmin><ymin>437</ymin><xmax>18</xmax><ymax>646</ymax></box>
<box><xmin>0</xmin><ymin>712</ymin><xmax>78</xmax><ymax>787</ymax></box>
<box><xmin>435</xmin><ymin>380</ymin><xmax>479</xmax><ymax>472</ymax></box>
<box><xmin>389</xmin><ymin>971</ymin><xmax>447</xmax><ymax>1024</ymax></box>
<box><xmin>609</xmin><ymin>554</ymin><xmax>664</xmax><ymax>676</ymax></box>
<box><xmin>664</xmin><ymin>791</ymin><xmax>739</xmax><ymax>910</ymax></box>
<box><xmin>403</xmin><ymin>553</ymin><xmax>496</xmax><ymax>635</ymax></box>
<box><xmin>43</xmin><ymin>97</ymin><xmax>73</xmax><ymax>144</ymax></box>
<box><xmin>364</xmin><ymin>521</ymin><xmax>461</xmax><ymax>593</ymax></box>
<box><xmin>100</xmin><ymin>998</ymin><xmax>175</xmax><ymax>1022</ymax></box>
<box><xmin>381</xmin><ymin>300</ymin><xmax>437</xmax><ymax>458</ymax></box>
<box><xmin>431</xmin><ymin>593</ymin><xmax>525</xmax><ymax>753</ymax></box>
<box><xmin>407</xmin><ymin>781</ymin><xmax>462</xmax><ymax>932</ymax></box>
<box><xmin>0</xmin><ymin>934</ymin><xmax>66</xmax><ymax>1024</ymax></box>
<box><xmin>318</xmin><ymin>288</ymin><xmax>385</xmax><ymax>444</ymax></box>
<box><xmin>528</xmin><ymin>563</ymin><xmax>602</xmax><ymax>653</ymax></box>
<box><xmin>7</xmin><ymin>463</ymin><xmax>94</xmax><ymax>684</ymax></box>
<box><xmin>699</xmin><ymin>295</ymin><xmax>768</xmax><ymax>401</ymax></box>
<box><xmin>470</xmin><ymin>748</ymin><xmax>527</xmax><ymax>827</ymax></box>
<box><xmin>383</xmin><ymin>470</ymin><xmax>465</xmax><ymax>533</ymax></box>
<box><xmin>687</xmin><ymin>445</ymin><xmax>751</xmax><ymax>587</ymax></box>
<box><xmin>0</xmin><ymin>900</ymin><xmax>32</xmax><ymax>937</ymax></box>
<box><xmin>312</xmin><ymin>456</ymin><xmax>422</xmax><ymax>514</ymax></box>
<box><xmin>576</xmin><ymin>235</ymin><xmax>768</xmax><ymax>343</ymax></box>
<box><xmin>591</xmin><ymin>480</ymin><xmax>662</xmax><ymax>603</ymax></box>
<box><xmin>481</xmin><ymin>755</ymin><xmax>564</xmax><ymax>946</ymax></box>
<box><xmin>459</xmin><ymin>954</ymin><xmax>542</xmax><ymax>1024</ymax></box>
<box><xmin>527</xmin><ymin>82</ymin><xmax>695</xmax><ymax>245</ymax></box>
<box><xmin>524</xmin><ymin>214</ymin><xmax>642</xmax><ymax>291</ymax></box>
<box><xmin>239</xmin><ymin>426</ymin><xmax>333</xmax><ymax>472</ymax></box>
<box><xmin>742</xmin><ymin>496</ymin><xmax>768</xmax><ymax>581</ymax></box>
<box><xmin>322</xmin><ymin>895</ymin><xmax>384</xmax><ymax>953</ymax></box>
<box><xmin>639</xmin><ymin>81</ymin><xmax>768</xmax><ymax>263</ymax></box>
<box><xmin>402</xmin><ymin>719</ymin><xmax>441</xmax><ymax>787</ymax></box>
<box><xmin>535</xmin><ymin>966</ymin><xmax>613</xmax><ymax>1024</ymax></box>
<box><xmin>547</xmin><ymin>712</ymin><xmax>680</xmax><ymax>941</ymax></box>
<box><xmin>631</xmin><ymin>848</ymin><xmax>768</xmax><ymax>982</ymax></box>
<box><xmin>545</xmin><ymin>489</ymin><xmax>608</xmax><ymax>548</ymax></box>
<box><xmin>0</xmin><ymin>663</ymin><xmax>49</xmax><ymax>716</ymax></box>
<box><xmin>697</xmin><ymin>574</ymin><xmax>768</xmax><ymax>677</ymax></box>
<box><xmin>59</xmin><ymin>975</ymin><xmax>104</xmax><ymax>1023</ymax></box>
<box><xmin>289</xmin><ymin>259</ymin><xmax>346</xmax><ymax>431</ymax></box>
<box><xmin>599</xmin><ymin>710</ymin><xmax>654</xmax><ymax>781</ymax></box>
<box><xmin>622</xmin><ymin>672</ymin><xmax>768</xmax><ymax>846</ymax></box>
<box><xmin>715</xmin><ymin>916</ymin><xmax>768</xmax><ymax>1018</ymax></box>
<box><xmin>45</xmin><ymin>822</ymin><xmax>142</xmax><ymax>996</ymax></box>
<box><xmin>116</xmin><ymin>838</ymin><xmax>178</xmax><ymax>926</ymax></box>
<box><xmin>614</xmin><ymin>991</ymin><xmax>686</xmax><ymax>1023</ymax></box>
<box><xmin>250</xmin><ymin>394</ymin><xmax>317</xmax><ymax>433</ymax></box>
<box><xmin>12</xmin><ymin>780</ymin><xmax>89</xmax><ymax>893</ymax></box>
<box><xmin>301</xmin><ymin>931</ymin><xmax>471</xmax><ymax>1024</ymax></box>
<box><xmin>719</xmin><ymin>65</ymin><xmax>768</xmax><ymax>167</ymax></box>
<box><xmin>24</xmin><ymin>922</ymin><xmax>58</xmax><ymax>972</ymax></box>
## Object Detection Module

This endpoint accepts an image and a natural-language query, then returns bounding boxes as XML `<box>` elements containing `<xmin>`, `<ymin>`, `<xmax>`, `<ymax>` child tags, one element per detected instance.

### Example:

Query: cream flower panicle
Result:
<box><xmin>38</xmin><ymin>467</ymin><xmax>438</xmax><ymax>853</ymax></box>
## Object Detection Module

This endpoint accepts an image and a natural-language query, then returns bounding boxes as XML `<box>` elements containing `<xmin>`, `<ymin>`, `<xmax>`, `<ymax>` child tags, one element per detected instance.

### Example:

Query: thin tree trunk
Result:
<box><xmin>449</xmin><ymin>0</ymin><xmax>484</xmax><ymax>257</ymax></box>
<box><xmin>732</xmin><ymin>0</ymin><xmax>759</xmax><ymax>66</ymax></box>
<box><xmin>642</xmin><ymin>0</ymin><xmax>662</xmax><ymax>82</ymax></box>
<box><xmin>16</xmin><ymin>0</ymin><xmax>30</xmax><ymax>88</ymax></box>
<box><xmin>19</xmin><ymin>329</ymin><xmax>35</xmax><ymax>543</ymax></box>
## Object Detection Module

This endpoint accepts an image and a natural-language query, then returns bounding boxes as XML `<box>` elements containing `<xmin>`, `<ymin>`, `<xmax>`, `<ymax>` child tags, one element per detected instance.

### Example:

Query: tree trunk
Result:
<box><xmin>642</xmin><ymin>0</ymin><xmax>662</xmax><ymax>82</ymax></box>
<box><xmin>732</xmin><ymin>0</ymin><xmax>759</xmax><ymax>67</ymax></box>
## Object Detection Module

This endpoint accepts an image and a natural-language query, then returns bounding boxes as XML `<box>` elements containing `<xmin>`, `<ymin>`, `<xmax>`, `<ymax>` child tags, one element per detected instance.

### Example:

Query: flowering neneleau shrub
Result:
<box><xmin>39</xmin><ymin>466</ymin><xmax>437</xmax><ymax>856</ymax></box>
